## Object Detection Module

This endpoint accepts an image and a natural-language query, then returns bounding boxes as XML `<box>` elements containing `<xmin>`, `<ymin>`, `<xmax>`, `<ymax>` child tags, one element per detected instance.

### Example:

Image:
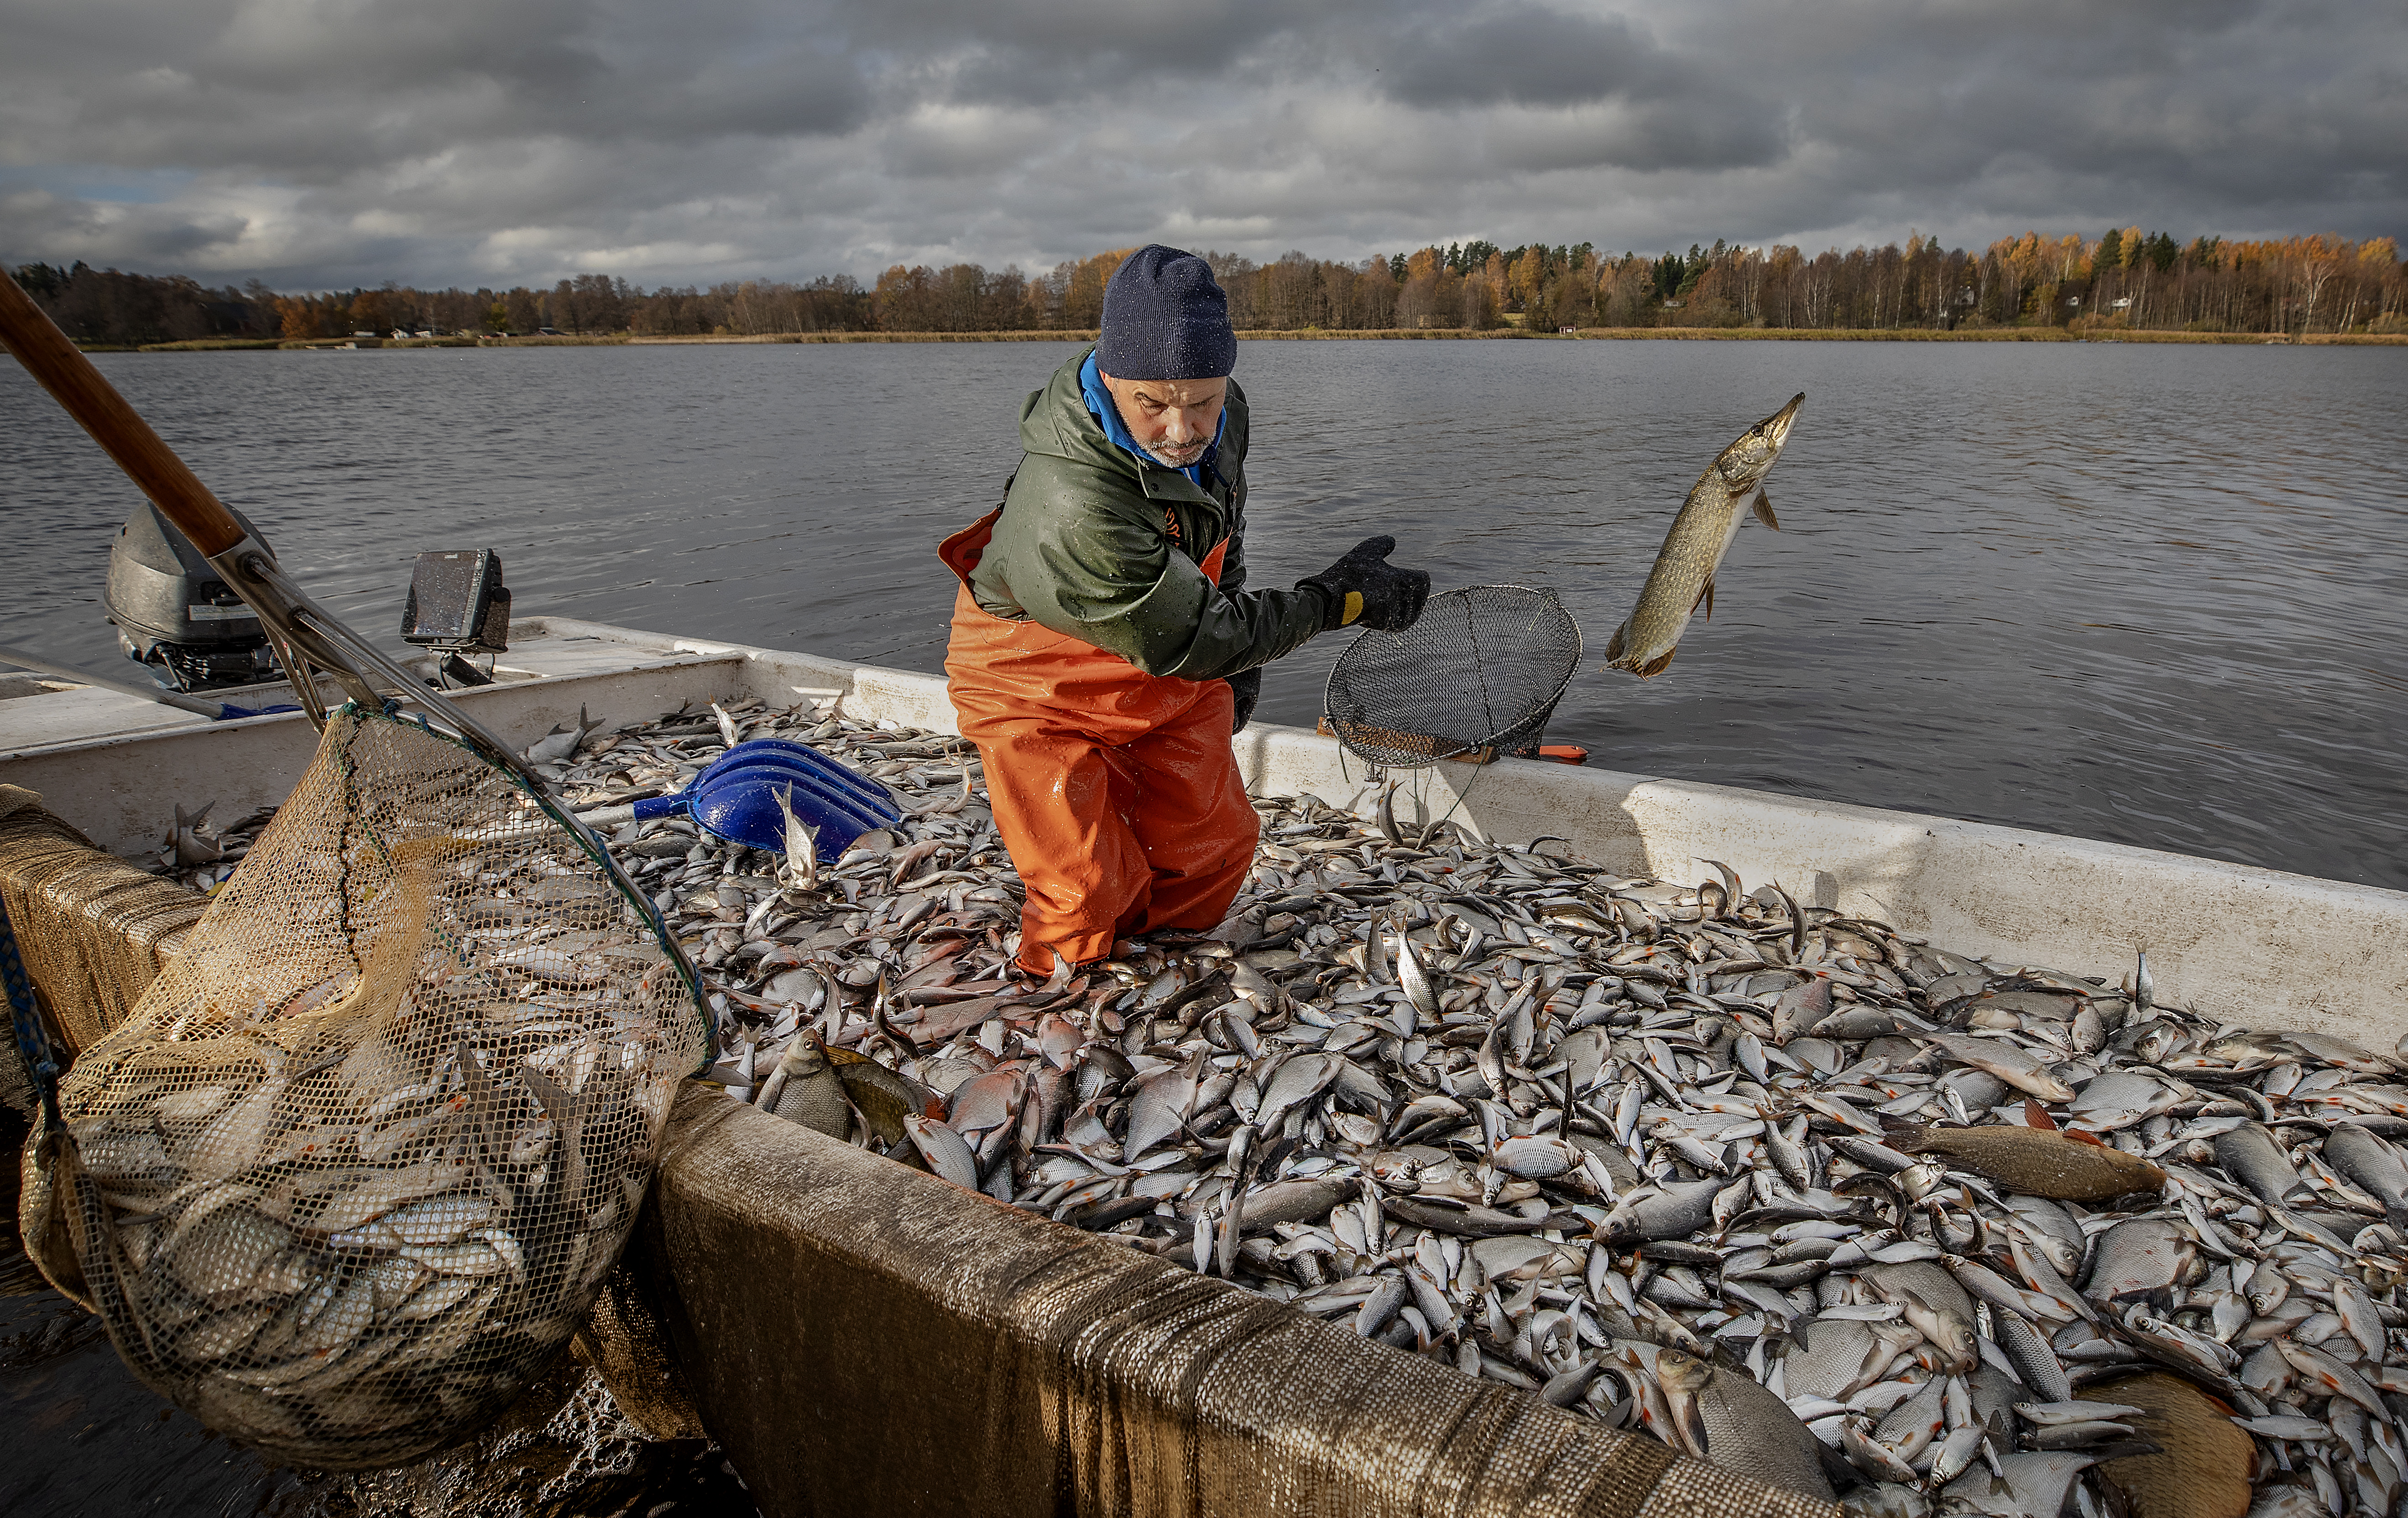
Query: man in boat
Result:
<box><xmin>940</xmin><ymin>245</ymin><xmax>1430</xmax><ymax>976</ymax></box>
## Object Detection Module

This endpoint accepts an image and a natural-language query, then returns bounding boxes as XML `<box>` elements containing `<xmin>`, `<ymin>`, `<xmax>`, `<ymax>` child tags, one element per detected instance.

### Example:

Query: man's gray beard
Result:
<box><xmin>1146</xmin><ymin>442</ymin><xmax>1207</xmax><ymax>468</ymax></box>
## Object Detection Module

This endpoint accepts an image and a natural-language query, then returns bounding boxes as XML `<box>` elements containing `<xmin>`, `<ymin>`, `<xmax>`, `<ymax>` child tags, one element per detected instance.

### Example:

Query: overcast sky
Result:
<box><xmin>3</xmin><ymin>0</ymin><xmax>2401</xmax><ymax>291</ymax></box>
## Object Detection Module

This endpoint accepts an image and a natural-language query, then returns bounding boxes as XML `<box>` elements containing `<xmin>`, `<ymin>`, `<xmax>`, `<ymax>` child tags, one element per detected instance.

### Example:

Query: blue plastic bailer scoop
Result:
<box><xmin>581</xmin><ymin>739</ymin><xmax>903</xmax><ymax>860</ymax></box>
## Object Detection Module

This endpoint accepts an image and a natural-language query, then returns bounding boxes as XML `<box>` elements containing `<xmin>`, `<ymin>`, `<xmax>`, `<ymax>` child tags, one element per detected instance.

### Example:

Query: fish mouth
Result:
<box><xmin>1756</xmin><ymin>392</ymin><xmax>1805</xmax><ymax>451</ymax></box>
<box><xmin>1716</xmin><ymin>392</ymin><xmax>1805</xmax><ymax>486</ymax></box>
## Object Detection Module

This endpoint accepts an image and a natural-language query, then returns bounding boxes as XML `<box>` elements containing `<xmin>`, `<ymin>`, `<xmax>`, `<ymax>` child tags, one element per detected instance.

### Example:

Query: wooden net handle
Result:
<box><xmin>0</xmin><ymin>271</ymin><xmax>249</xmax><ymax>556</ymax></box>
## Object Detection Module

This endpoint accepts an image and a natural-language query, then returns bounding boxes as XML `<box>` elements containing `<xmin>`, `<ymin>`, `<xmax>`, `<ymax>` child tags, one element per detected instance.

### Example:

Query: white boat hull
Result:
<box><xmin>7</xmin><ymin>614</ymin><xmax>2399</xmax><ymax>1047</ymax></box>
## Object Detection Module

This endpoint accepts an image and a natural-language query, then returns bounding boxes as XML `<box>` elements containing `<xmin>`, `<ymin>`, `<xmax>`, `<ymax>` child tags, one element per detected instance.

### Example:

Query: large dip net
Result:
<box><xmin>49</xmin><ymin>704</ymin><xmax>709</xmax><ymax>1468</ymax></box>
<box><xmin>1</xmin><ymin>270</ymin><xmax>713</xmax><ymax>1470</ymax></box>
<box><xmin>1323</xmin><ymin>585</ymin><xmax>1583</xmax><ymax>768</ymax></box>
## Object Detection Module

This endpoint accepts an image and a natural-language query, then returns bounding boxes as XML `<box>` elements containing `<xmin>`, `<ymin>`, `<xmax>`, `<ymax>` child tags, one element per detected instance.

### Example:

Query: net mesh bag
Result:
<box><xmin>49</xmin><ymin>703</ymin><xmax>709</xmax><ymax>1469</ymax></box>
<box><xmin>1323</xmin><ymin>585</ymin><xmax>1583</xmax><ymax>769</ymax></box>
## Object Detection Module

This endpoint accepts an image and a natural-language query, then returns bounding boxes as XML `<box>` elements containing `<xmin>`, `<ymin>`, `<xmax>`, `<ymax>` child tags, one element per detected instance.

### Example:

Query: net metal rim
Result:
<box><xmin>1321</xmin><ymin>584</ymin><xmax>1582</xmax><ymax>770</ymax></box>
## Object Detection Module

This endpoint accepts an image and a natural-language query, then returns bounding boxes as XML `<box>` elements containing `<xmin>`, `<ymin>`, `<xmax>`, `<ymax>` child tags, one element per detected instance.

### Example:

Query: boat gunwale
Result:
<box><xmin>4</xmin><ymin>613</ymin><xmax>2402</xmax><ymax>1046</ymax></box>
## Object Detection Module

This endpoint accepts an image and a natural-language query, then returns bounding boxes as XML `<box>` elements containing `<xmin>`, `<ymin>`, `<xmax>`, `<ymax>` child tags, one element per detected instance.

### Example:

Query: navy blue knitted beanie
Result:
<box><xmin>1096</xmin><ymin>245</ymin><xmax>1237</xmax><ymax>380</ymax></box>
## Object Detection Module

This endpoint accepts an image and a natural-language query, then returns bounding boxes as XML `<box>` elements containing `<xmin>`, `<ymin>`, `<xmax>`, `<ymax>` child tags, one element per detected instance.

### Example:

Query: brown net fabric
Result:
<box><xmin>636</xmin><ymin>1085</ymin><xmax>1833</xmax><ymax>1518</ymax></box>
<box><xmin>4</xmin><ymin>783</ymin><xmax>205</xmax><ymax>1313</ymax></box>
<box><xmin>42</xmin><ymin>706</ymin><xmax>708</xmax><ymax>1470</ymax></box>
<box><xmin>0</xmin><ymin>783</ymin><xmax>205</xmax><ymax>1061</ymax></box>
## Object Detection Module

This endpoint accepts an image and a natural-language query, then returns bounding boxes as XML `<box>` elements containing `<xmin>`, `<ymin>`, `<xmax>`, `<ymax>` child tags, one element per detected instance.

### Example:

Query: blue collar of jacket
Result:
<box><xmin>1080</xmin><ymin>350</ymin><xmax>1224</xmax><ymax>488</ymax></box>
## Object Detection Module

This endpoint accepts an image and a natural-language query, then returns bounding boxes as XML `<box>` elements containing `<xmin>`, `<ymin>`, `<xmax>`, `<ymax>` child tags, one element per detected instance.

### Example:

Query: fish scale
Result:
<box><xmin>137</xmin><ymin>689</ymin><xmax>2408</xmax><ymax>1512</ymax></box>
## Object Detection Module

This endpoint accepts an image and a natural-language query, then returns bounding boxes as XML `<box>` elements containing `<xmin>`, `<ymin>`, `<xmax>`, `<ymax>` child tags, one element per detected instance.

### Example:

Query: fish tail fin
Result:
<box><xmin>1878</xmin><ymin>1116</ymin><xmax>1928</xmax><ymax>1149</ymax></box>
<box><xmin>1640</xmin><ymin>647</ymin><xmax>1677</xmax><ymax>678</ymax></box>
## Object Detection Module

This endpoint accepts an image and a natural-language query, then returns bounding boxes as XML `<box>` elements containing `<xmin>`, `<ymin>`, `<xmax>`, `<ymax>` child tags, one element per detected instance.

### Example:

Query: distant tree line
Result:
<box><xmin>1196</xmin><ymin>231</ymin><xmax>2406</xmax><ymax>336</ymax></box>
<box><xmin>8</xmin><ymin>263</ymin><xmax>284</xmax><ymax>346</ymax></box>
<box><xmin>13</xmin><ymin>228</ymin><xmax>2404</xmax><ymax>349</ymax></box>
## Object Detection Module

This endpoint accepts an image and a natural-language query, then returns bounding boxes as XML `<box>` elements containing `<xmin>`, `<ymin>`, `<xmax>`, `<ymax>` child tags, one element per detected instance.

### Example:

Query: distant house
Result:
<box><xmin>2110</xmin><ymin>298</ymin><xmax>2133</xmax><ymax>311</ymax></box>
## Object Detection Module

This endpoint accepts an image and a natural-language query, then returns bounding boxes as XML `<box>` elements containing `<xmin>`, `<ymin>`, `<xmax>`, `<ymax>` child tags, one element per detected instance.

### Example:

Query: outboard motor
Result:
<box><xmin>104</xmin><ymin>502</ymin><xmax>280</xmax><ymax>691</ymax></box>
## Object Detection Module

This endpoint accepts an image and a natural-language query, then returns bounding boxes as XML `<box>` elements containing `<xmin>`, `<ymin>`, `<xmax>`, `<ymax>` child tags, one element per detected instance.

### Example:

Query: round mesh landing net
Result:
<box><xmin>1322</xmin><ymin>585</ymin><xmax>1582</xmax><ymax>769</ymax></box>
<box><xmin>50</xmin><ymin>703</ymin><xmax>710</xmax><ymax>1470</ymax></box>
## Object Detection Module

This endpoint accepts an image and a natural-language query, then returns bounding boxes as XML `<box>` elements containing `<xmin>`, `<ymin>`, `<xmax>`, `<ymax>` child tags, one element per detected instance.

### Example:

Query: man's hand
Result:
<box><xmin>1224</xmin><ymin>668</ymin><xmax>1261</xmax><ymax>732</ymax></box>
<box><xmin>1298</xmin><ymin>536</ymin><xmax>1432</xmax><ymax>632</ymax></box>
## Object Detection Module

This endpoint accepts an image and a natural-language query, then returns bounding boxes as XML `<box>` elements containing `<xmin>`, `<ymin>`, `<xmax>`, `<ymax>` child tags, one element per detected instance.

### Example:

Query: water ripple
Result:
<box><xmin>4</xmin><ymin>339</ymin><xmax>2403</xmax><ymax>888</ymax></box>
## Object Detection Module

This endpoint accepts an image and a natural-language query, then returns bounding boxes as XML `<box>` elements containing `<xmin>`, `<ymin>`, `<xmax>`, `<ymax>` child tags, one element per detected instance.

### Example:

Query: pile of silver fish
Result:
<box><xmin>78</xmin><ymin>756</ymin><xmax>697</xmax><ymax>1466</ymax></box>
<box><xmin>150</xmin><ymin>798</ymin><xmax>277</xmax><ymax>892</ymax></box>
<box><xmin>147</xmin><ymin>694</ymin><xmax>2408</xmax><ymax>1515</ymax></box>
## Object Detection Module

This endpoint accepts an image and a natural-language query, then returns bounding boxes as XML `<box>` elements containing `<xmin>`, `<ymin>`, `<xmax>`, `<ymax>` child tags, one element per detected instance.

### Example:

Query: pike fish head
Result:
<box><xmin>1713</xmin><ymin>393</ymin><xmax>1804</xmax><ymax>493</ymax></box>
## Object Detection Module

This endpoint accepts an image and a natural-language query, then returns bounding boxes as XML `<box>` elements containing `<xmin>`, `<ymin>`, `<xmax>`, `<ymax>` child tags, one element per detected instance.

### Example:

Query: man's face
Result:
<box><xmin>1099</xmin><ymin>371</ymin><xmax>1226</xmax><ymax>469</ymax></box>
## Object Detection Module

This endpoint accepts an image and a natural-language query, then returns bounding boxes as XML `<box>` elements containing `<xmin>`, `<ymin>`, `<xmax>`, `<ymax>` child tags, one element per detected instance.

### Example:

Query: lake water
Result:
<box><xmin>4</xmin><ymin>335</ymin><xmax>2406</xmax><ymax>1516</ymax></box>
<box><xmin>7</xmin><ymin>337</ymin><xmax>2406</xmax><ymax>889</ymax></box>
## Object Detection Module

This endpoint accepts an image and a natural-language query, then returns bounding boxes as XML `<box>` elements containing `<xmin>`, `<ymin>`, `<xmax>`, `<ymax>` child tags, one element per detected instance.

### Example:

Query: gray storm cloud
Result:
<box><xmin>0</xmin><ymin>0</ymin><xmax>2398</xmax><ymax>288</ymax></box>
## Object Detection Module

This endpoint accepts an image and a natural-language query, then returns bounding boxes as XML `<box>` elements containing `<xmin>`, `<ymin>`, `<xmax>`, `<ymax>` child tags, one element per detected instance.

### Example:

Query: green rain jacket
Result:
<box><xmin>967</xmin><ymin>348</ymin><xmax>1329</xmax><ymax>682</ymax></box>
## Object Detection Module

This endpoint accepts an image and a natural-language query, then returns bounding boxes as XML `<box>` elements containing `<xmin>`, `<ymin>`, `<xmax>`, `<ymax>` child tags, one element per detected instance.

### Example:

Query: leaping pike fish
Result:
<box><xmin>1604</xmin><ymin>392</ymin><xmax>1804</xmax><ymax>677</ymax></box>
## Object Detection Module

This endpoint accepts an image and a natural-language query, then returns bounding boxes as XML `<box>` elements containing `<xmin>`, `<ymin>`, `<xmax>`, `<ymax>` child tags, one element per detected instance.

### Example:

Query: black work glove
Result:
<box><xmin>1225</xmin><ymin>667</ymin><xmax>1261</xmax><ymax>732</ymax></box>
<box><xmin>1297</xmin><ymin>535</ymin><xmax>1431</xmax><ymax>632</ymax></box>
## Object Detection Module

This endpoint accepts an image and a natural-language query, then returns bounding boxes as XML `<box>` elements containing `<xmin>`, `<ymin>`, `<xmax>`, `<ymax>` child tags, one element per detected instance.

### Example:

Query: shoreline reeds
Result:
<box><xmin>115</xmin><ymin>327</ymin><xmax>2408</xmax><ymax>354</ymax></box>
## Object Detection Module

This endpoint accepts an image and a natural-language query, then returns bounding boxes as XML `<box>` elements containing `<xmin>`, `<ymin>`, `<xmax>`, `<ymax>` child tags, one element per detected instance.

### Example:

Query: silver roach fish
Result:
<box><xmin>151</xmin><ymin>692</ymin><xmax>2408</xmax><ymax>1515</ymax></box>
